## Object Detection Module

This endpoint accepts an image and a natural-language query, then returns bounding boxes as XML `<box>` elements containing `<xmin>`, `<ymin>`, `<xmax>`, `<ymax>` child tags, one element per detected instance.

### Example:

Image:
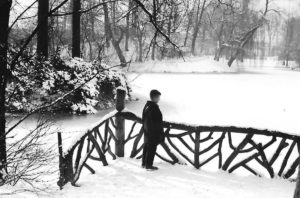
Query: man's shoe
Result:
<box><xmin>146</xmin><ymin>166</ymin><xmax>159</xmax><ymax>171</ymax></box>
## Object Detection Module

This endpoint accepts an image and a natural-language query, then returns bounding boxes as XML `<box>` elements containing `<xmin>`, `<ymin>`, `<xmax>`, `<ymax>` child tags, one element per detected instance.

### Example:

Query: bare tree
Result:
<box><xmin>125</xmin><ymin>0</ymin><xmax>133</xmax><ymax>51</ymax></box>
<box><xmin>102</xmin><ymin>0</ymin><xmax>127</xmax><ymax>66</ymax></box>
<box><xmin>37</xmin><ymin>0</ymin><xmax>49</xmax><ymax>59</ymax></box>
<box><xmin>225</xmin><ymin>0</ymin><xmax>270</xmax><ymax>66</ymax></box>
<box><xmin>183</xmin><ymin>0</ymin><xmax>195</xmax><ymax>47</ymax></box>
<box><xmin>0</xmin><ymin>0</ymin><xmax>70</xmax><ymax>185</ymax></box>
<box><xmin>0</xmin><ymin>0</ymin><xmax>12</xmax><ymax>185</ymax></box>
<box><xmin>72</xmin><ymin>0</ymin><xmax>81</xmax><ymax>58</ymax></box>
<box><xmin>282</xmin><ymin>17</ymin><xmax>295</xmax><ymax>67</ymax></box>
<box><xmin>132</xmin><ymin>6</ymin><xmax>147</xmax><ymax>62</ymax></box>
<box><xmin>4</xmin><ymin>117</ymin><xmax>57</xmax><ymax>189</ymax></box>
<box><xmin>191</xmin><ymin>0</ymin><xmax>207</xmax><ymax>55</ymax></box>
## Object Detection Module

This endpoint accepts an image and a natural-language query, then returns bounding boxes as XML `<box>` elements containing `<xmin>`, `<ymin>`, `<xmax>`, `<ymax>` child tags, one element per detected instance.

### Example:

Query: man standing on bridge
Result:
<box><xmin>142</xmin><ymin>90</ymin><xmax>165</xmax><ymax>170</ymax></box>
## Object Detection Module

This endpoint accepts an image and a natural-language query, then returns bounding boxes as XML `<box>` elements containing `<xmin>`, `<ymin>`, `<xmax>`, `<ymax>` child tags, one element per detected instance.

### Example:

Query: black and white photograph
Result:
<box><xmin>0</xmin><ymin>0</ymin><xmax>300</xmax><ymax>197</ymax></box>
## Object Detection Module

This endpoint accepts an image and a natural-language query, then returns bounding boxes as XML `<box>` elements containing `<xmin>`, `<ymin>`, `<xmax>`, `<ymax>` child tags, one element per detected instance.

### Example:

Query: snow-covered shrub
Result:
<box><xmin>6</xmin><ymin>50</ymin><xmax>130</xmax><ymax>114</ymax></box>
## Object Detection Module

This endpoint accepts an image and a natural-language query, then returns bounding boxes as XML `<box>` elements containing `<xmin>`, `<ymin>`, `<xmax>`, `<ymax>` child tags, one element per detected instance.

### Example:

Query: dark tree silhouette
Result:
<box><xmin>37</xmin><ymin>0</ymin><xmax>49</xmax><ymax>59</ymax></box>
<box><xmin>0</xmin><ymin>0</ymin><xmax>12</xmax><ymax>185</ymax></box>
<box><xmin>72</xmin><ymin>0</ymin><xmax>81</xmax><ymax>58</ymax></box>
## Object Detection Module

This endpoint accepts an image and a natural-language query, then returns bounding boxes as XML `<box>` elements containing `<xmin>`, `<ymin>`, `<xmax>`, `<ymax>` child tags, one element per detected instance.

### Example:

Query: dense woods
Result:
<box><xmin>4</xmin><ymin>0</ymin><xmax>300</xmax><ymax>66</ymax></box>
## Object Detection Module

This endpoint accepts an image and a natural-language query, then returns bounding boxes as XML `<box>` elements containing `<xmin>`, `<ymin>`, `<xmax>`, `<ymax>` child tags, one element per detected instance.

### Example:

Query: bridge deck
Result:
<box><xmin>55</xmin><ymin>158</ymin><xmax>293</xmax><ymax>198</ymax></box>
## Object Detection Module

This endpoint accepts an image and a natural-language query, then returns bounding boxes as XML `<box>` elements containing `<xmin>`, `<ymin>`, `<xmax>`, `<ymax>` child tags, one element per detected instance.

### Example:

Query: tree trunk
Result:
<box><xmin>200</xmin><ymin>23</ymin><xmax>207</xmax><ymax>54</ymax></box>
<box><xmin>260</xmin><ymin>27</ymin><xmax>266</xmax><ymax>60</ymax></box>
<box><xmin>151</xmin><ymin>33</ymin><xmax>157</xmax><ymax>60</ymax></box>
<box><xmin>103</xmin><ymin>0</ymin><xmax>127</xmax><ymax>66</ymax></box>
<box><xmin>214</xmin><ymin>42</ymin><xmax>224</xmax><ymax>62</ymax></box>
<box><xmin>183</xmin><ymin>0</ymin><xmax>195</xmax><ymax>47</ymax></box>
<box><xmin>285</xmin><ymin>53</ymin><xmax>289</xmax><ymax>67</ymax></box>
<box><xmin>267</xmin><ymin>24</ymin><xmax>272</xmax><ymax>56</ymax></box>
<box><xmin>151</xmin><ymin>0</ymin><xmax>157</xmax><ymax>60</ymax></box>
<box><xmin>191</xmin><ymin>0</ymin><xmax>207</xmax><ymax>55</ymax></box>
<box><xmin>111</xmin><ymin>1</ymin><xmax>116</xmax><ymax>32</ymax></box>
<box><xmin>138</xmin><ymin>36</ymin><xmax>143</xmax><ymax>62</ymax></box>
<box><xmin>167</xmin><ymin>5</ymin><xmax>173</xmax><ymax>38</ymax></box>
<box><xmin>184</xmin><ymin>13</ymin><xmax>192</xmax><ymax>47</ymax></box>
<box><xmin>125</xmin><ymin>0</ymin><xmax>132</xmax><ymax>51</ymax></box>
<box><xmin>72</xmin><ymin>0</ymin><xmax>81</xmax><ymax>58</ymax></box>
<box><xmin>104</xmin><ymin>11</ymin><xmax>110</xmax><ymax>48</ymax></box>
<box><xmin>0</xmin><ymin>0</ymin><xmax>11</xmax><ymax>185</ymax></box>
<box><xmin>37</xmin><ymin>0</ymin><xmax>49</xmax><ymax>59</ymax></box>
<box><xmin>214</xmin><ymin>21</ymin><xmax>224</xmax><ymax>61</ymax></box>
<box><xmin>89</xmin><ymin>9</ymin><xmax>95</xmax><ymax>61</ymax></box>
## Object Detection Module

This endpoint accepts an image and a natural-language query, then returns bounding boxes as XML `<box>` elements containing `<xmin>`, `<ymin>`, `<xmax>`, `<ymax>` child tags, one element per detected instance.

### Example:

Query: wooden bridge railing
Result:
<box><xmin>57</xmin><ymin>88</ymin><xmax>300</xmax><ymax>188</ymax></box>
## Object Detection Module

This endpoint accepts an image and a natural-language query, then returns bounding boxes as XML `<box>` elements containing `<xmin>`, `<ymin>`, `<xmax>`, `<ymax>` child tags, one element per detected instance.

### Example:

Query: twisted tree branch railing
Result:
<box><xmin>57</xmin><ymin>109</ymin><xmax>300</xmax><ymax>188</ymax></box>
<box><xmin>56</xmin><ymin>89</ymin><xmax>300</xmax><ymax>188</ymax></box>
<box><xmin>122</xmin><ymin>111</ymin><xmax>300</xmax><ymax>177</ymax></box>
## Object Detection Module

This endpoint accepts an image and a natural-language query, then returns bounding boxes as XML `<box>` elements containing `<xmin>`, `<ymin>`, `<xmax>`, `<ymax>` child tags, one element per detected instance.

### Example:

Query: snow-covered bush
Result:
<box><xmin>6</xmin><ymin>50</ymin><xmax>130</xmax><ymax>114</ymax></box>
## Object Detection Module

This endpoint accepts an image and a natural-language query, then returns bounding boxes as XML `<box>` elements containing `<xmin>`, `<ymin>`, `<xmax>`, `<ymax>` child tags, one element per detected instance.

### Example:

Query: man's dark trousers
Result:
<box><xmin>142</xmin><ymin>140</ymin><xmax>157</xmax><ymax>167</ymax></box>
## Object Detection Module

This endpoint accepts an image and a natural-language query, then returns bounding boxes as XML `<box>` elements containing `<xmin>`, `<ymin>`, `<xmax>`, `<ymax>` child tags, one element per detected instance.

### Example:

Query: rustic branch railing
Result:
<box><xmin>57</xmin><ymin>89</ymin><xmax>300</xmax><ymax>188</ymax></box>
<box><xmin>122</xmin><ymin>111</ymin><xmax>300</xmax><ymax>178</ymax></box>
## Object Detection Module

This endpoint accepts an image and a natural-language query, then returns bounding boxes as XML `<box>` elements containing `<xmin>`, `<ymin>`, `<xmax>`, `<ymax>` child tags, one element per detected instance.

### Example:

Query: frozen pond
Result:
<box><xmin>9</xmin><ymin>66</ymin><xmax>300</xmax><ymax>136</ymax></box>
<box><xmin>127</xmin><ymin>69</ymin><xmax>300</xmax><ymax>135</ymax></box>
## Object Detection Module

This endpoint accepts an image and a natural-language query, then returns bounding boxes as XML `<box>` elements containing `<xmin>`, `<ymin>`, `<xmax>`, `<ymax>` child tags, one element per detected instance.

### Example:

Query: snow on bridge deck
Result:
<box><xmin>54</xmin><ymin>158</ymin><xmax>293</xmax><ymax>198</ymax></box>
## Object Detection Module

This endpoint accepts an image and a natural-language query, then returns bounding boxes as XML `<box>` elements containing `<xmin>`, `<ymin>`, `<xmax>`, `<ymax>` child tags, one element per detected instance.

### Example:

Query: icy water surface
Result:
<box><xmin>8</xmin><ymin>67</ymin><xmax>300</xmax><ymax>136</ymax></box>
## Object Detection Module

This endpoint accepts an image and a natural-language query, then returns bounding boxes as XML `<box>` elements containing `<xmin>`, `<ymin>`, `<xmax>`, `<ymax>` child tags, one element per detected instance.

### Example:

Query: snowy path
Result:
<box><xmin>53</xmin><ymin>159</ymin><xmax>294</xmax><ymax>198</ymax></box>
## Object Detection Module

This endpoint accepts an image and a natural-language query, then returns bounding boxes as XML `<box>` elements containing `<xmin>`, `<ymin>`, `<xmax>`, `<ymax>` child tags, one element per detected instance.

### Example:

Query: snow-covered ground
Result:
<box><xmin>58</xmin><ymin>159</ymin><xmax>294</xmax><ymax>198</ymax></box>
<box><xmin>2</xmin><ymin>158</ymin><xmax>294</xmax><ymax>198</ymax></box>
<box><xmin>2</xmin><ymin>57</ymin><xmax>300</xmax><ymax>197</ymax></box>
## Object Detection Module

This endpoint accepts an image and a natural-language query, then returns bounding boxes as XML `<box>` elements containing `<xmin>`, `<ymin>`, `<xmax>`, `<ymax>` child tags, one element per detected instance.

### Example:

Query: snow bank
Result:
<box><xmin>128</xmin><ymin>56</ymin><xmax>238</xmax><ymax>73</ymax></box>
<box><xmin>127</xmin><ymin>56</ymin><xmax>299</xmax><ymax>74</ymax></box>
<box><xmin>53</xmin><ymin>159</ymin><xmax>294</xmax><ymax>198</ymax></box>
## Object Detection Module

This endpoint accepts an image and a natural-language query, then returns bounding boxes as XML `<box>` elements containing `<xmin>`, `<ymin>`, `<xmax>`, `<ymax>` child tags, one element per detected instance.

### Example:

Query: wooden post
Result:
<box><xmin>115</xmin><ymin>87</ymin><xmax>126</xmax><ymax>157</ymax></box>
<box><xmin>293</xmin><ymin>139</ymin><xmax>300</xmax><ymax>198</ymax></box>
<box><xmin>57</xmin><ymin>132</ymin><xmax>74</xmax><ymax>188</ymax></box>
<box><xmin>195</xmin><ymin>132</ymin><xmax>200</xmax><ymax>169</ymax></box>
<box><xmin>57</xmin><ymin>132</ymin><xmax>64</xmax><ymax>189</ymax></box>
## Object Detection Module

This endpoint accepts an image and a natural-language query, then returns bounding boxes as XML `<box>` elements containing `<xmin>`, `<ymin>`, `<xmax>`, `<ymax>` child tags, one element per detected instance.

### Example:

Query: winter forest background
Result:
<box><xmin>1</xmin><ymin>0</ymin><xmax>300</xmax><ymax>197</ymax></box>
<box><xmin>5</xmin><ymin>0</ymin><xmax>300</xmax><ymax>113</ymax></box>
<box><xmin>4</xmin><ymin>0</ymin><xmax>300</xmax><ymax>114</ymax></box>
